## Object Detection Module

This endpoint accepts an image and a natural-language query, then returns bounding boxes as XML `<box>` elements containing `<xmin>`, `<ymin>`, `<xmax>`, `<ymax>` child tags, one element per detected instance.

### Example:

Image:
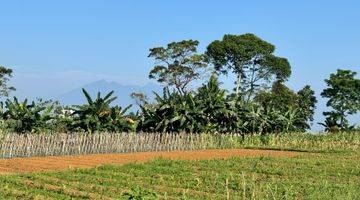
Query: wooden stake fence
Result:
<box><xmin>0</xmin><ymin>132</ymin><xmax>243</xmax><ymax>158</ymax></box>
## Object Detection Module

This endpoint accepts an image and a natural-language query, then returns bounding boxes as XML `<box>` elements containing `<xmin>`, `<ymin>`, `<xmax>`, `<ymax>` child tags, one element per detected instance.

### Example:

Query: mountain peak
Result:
<box><xmin>58</xmin><ymin>80</ymin><xmax>162</xmax><ymax>110</ymax></box>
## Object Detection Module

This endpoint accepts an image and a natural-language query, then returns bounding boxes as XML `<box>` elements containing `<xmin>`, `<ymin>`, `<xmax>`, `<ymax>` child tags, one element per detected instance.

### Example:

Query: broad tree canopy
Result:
<box><xmin>321</xmin><ymin>69</ymin><xmax>360</xmax><ymax>130</ymax></box>
<box><xmin>148</xmin><ymin>40</ymin><xmax>208</xmax><ymax>94</ymax></box>
<box><xmin>206</xmin><ymin>33</ymin><xmax>291</xmax><ymax>101</ymax></box>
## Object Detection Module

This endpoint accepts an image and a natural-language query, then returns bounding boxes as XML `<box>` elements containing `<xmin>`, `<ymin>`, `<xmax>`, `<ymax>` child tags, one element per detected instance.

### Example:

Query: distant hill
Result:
<box><xmin>57</xmin><ymin>79</ymin><xmax>162</xmax><ymax>111</ymax></box>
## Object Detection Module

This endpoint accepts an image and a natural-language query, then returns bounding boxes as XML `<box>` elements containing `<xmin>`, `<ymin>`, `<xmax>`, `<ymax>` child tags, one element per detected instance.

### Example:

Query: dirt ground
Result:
<box><xmin>0</xmin><ymin>149</ymin><xmax>298</xmax><ymax>174</ymax></box>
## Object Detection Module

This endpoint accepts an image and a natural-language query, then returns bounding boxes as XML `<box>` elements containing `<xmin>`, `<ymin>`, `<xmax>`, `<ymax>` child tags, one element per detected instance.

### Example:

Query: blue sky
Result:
<box><xmin>0</xmin><ymin>1</ymin><xmax>359</xmax><ymax>129</ymax></box>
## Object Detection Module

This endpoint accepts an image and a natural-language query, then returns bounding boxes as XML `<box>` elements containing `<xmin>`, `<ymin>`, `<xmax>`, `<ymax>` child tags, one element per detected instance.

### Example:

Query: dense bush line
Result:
<box><xmin>0</xmin><ymin>90</ymin><xmax>136</xmax><ymax>133</ymax></box>
<box><xmin>137</xmin><ymin>75</ymin><xmax>317</xmax><ymax>134</ymax></box>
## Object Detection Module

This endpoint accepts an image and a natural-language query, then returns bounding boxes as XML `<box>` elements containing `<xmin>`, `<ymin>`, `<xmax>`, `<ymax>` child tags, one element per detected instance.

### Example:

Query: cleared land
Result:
<box><xmin>0</xmin><ymin>149</ymin><xmax>298</xmax><ymax>174</ymax></box>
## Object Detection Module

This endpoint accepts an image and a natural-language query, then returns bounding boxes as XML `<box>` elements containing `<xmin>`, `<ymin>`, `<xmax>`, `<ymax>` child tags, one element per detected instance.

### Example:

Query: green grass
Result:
<box><xmin>0</xmin><ymin>150</ymin><xmax>359</xmax><ymax>199</ymax></box>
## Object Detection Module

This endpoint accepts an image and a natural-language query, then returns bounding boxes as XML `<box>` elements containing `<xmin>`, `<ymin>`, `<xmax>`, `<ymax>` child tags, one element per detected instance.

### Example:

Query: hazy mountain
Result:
<box><xmin>57</xmin><ymin>79</ymin><xmax>162</xmax><ymax>111</ymax></box>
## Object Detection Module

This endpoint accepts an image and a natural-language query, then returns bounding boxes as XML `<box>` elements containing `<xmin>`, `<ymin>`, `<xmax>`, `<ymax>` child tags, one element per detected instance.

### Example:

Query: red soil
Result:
<box><xmin>0</xmin><ymin>149</ymin><xmax>298</xmax><ymax>174</ymax></box>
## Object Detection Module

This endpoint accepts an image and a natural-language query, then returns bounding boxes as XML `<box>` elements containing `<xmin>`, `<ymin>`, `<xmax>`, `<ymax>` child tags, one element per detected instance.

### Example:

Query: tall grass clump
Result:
<box><xmin>239</xmin><ymin>132</ymin><xmax>360</xmax><ymax>152</ymax></box>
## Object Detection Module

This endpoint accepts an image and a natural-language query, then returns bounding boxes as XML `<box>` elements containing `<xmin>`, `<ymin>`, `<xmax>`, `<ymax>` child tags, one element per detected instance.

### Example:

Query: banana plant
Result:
<box><xmin>1</xmin><ymin>97</ymin><xmax>54</xmax><ymax>133</ymax></box>
<box><xmin>138</xmin><ymin>87</ymin><xmax>206</xmax><ymax>133</ymax></box>
<box><xmin>318</xmin><ymin>112</ymin><xmax>343</xmax><ymax>133</ymax></box>
<box><xmin>195</xmin><ymin>74</ymin><xmax>237</xmax><ymax>133</ymax></box>
<box><xmin>72</xmin><ymin>89</ymin><xmax>133</xmax><ymax>133</ymax></box>
<box><xmin>138</xmin><ymin>75</ymin><xmax>243</xmax><ymax>133</ymax></box>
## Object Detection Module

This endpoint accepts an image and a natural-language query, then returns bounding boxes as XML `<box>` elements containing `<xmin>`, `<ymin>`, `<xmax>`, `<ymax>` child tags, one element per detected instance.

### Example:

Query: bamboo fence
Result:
<box><xmin>0</xmin><ymin>132</ymin><xmax>243</xmax><ymax>158</ymax></box>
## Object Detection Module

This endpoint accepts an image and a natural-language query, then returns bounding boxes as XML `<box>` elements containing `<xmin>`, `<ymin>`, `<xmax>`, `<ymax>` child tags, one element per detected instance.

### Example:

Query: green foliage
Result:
<box><xmin>320</xmin><ymin>69</ymin><xmax>360</xmax><ymax>131</ymax></box>
<box><xmin>318</xmin><ymin>113</ymin><xmax>343</xmax><ymax>133</ymax></box>
<box><xmin>255</xmin><ymin>81</ymin><xmax>298</xmax><ymax>110</ymax></box>
<box><xmin>137</xmin><ymin>87</ymin><xmax>204</xmax><ymax>133</ymax></box>
<box><xmin>0</xmin><ymin>97</ymin><xmax>55</xmax><ymax>133</ymax></box>
<box><xmin>138</xmin><ymin>75</ymin><xmax>315</xmax><ymax>134</ymax></box>
<box><xmin>138</xmin><ymin>76</ymin><xmax>248</xmax><ymax>133</ymax></box>
<box><xmin>205</xmin><ymin>34</ymin><xmax>291</xmax><ymax>100</ymax></box>
<box><xmin>0</xmin><ymin>66</ymin><xmax>15</xmax><ymax>97</ymax></box>
<box><xmin>71</xmin><ymin>89</ymin><xmax>134</xmax><ymax>133</ymax></box>
<box><xmin>122</xmin><ymin>186</ymin><xmax>158</xmax><ymax>200</ymax></box>
<box><xmin>148</xmin><ymin>40</ymin><xmax>208</xmax><ymax>94</ymax></box>
<box><xmin>0</xmin><ymin>90</ymin><xmax>134</xmax><ymax>134</ymax></box>
<box><xmin>255</xmin><ymin>82</ymin><xmax>317</xmax><ymax>132</ymax></box>
<box><xmin>195</xmin><ymin>74</ymin><xmax>241</xmax><ymax>133</ymax></box>
<box><xmin>296</xmin><ymin>85</ymin><xmax>317</xmax><ymax>130</ymax></box>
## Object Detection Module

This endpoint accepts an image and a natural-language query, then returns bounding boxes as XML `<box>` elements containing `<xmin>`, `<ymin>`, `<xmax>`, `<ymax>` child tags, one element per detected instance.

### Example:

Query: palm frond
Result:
<box><xmin>82</xmin><ymin>88</ymin><xmax>93</xmax><ymax>104</ymax></box>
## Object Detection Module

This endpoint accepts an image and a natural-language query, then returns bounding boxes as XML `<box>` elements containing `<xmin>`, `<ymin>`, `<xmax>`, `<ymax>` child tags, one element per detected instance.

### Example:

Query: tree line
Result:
<box><xmin>0</xmin><ymin>33</ymin><xmax>359</xmax><ymax>134</ymax></box>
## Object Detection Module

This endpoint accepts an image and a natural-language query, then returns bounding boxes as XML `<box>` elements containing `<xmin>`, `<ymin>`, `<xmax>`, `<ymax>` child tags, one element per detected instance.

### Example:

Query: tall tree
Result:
<box><xmin>205</xmin><ymin>34</ymin><xmax>291</xmax><ymax>100</ymax></box>
<box><xmin>255</xmin><ymin>81</ymin><xmax>298</xmax><ymax>111</ymax></box>
<box><xmin>255</xmin><ymin>82</ymin><xmax>317</xmax><ymax>132</ymax></box>
<box><xmin>296</xmin><ymin>85</ymin><xmax>317</xmax><ymax>131</ymax></box>
<box><xmin>0</xmin><ymin>66</ymin><xmax>15</xmax><ymax>97</ymax></box>
<box><xmin>321</xmin><ymin>69</ymin><xmax>360</xmax><ymax>130</ymax></box>
<box><xmin>148</xmin><ymin>40</ymin><xmax>208</xmax><ymax>94</ymax></box>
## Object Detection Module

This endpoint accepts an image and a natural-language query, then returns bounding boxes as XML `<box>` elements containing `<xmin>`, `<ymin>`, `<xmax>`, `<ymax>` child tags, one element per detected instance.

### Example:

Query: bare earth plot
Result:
<box><xmin>0</xmin><ymin>149</ymin><xmax>298</xmax><ymax>174</ymax></box>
